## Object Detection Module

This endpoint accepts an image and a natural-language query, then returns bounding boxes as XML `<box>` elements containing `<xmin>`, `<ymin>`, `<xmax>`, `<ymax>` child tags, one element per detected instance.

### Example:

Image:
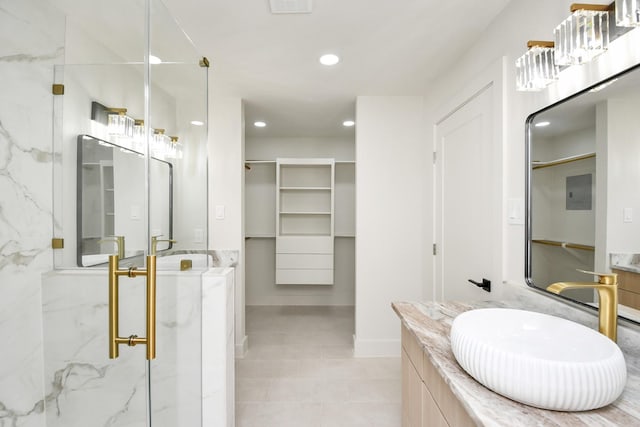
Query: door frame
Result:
<box><xmin>432</xmin><ymin>57</ymin><xmax>506</xmax><ymax>301</ymax></box>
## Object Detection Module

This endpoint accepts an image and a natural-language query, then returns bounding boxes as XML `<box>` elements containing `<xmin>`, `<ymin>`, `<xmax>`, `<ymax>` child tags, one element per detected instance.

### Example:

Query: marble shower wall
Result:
<box><xmin>41</xmin><ymin>270</ymin><xmax>205</xmax><ymax>427</ymax></box>
<box><xmin>0</xmin><ymin>1</ymin><xmax>65</xmax><ymax>426</ymax></box>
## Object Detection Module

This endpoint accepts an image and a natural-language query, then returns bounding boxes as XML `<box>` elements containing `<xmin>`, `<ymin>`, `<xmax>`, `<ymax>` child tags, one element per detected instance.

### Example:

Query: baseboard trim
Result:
<box><xmin>353</xmin><ymin>335</ymin><xmax>401</xmax><ymax>357</ymax></box>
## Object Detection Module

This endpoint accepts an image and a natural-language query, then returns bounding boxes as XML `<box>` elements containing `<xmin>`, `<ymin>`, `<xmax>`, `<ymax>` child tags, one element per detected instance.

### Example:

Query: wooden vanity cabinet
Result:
<box><xmin>612</xmin><ymin>268</ymin><xmax>640</xmax><ymax>310</ymax></box>
<box><xmin>401</xmin><ymin>324</ymin><xmax>475</xmax><ymax>427</ymax></box>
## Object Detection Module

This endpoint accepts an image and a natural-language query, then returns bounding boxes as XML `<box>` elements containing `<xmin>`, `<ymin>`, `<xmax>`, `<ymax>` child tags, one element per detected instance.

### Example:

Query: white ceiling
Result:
<box><xmin>162</xmin><ymin>0</ymin><xmax>513</xmax><ymax>137</ymax></box>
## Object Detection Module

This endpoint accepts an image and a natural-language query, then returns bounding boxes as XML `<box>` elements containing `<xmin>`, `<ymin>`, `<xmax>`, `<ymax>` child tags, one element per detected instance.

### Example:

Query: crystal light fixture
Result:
<box><xmin>107</xmin><ymin>108</ymin><xmax>134</xmax><ymax>138</ymax></box>
<box><xmin>516</xmin><ymin>41</ymin><xmax>558</xmax><ymax>92</ymax></box>
<box><xmin>554</xmin><ymin>4</ymin><xmax>610</xmax><ymax>66</ymax></box>
<box><xmin>616</xmin><ymin>0</ymin><xmax>640</xmax><ymax>26</ymax></box>
<box><xmin>132</xmin><ymin>119</ymin><xmax>145</xmax><ymax>152</ymax></box>
<box><xmin>152</xmin><ymin>129</ymin><xmax>170</xmax><ymax>159</ymax></box>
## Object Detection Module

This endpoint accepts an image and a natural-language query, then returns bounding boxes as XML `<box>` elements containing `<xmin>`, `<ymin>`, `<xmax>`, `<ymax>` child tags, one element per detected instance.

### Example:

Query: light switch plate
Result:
<box><xmin>131</xmin><ymin>204</ymin><xmax>141</xmax><ymax>220</ymax></box>
<box><xmin>507</xmin><ymin>198</ymin><xmax>524</xmax><ymax>225</ymax></box>
<box><xmin>215</xmin><ymin>205</ymin><xmax>225</xmax><ymax>219</ymax></box>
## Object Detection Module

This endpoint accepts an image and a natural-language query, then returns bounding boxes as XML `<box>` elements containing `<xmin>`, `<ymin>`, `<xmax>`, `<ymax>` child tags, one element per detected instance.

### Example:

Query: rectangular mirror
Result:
<box><xmin>526</xmin><ymin>62</ymin><xmax>640</xmax><ymax>324</ymax></box>
<box><xmin>77</xmin><ymin>134</ymin><xmax>173</xmax><ymax>267</ymax></box>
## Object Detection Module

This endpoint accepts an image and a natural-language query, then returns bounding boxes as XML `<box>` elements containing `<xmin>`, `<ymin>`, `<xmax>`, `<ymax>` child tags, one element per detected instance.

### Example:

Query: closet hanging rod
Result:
<box><xmin>532</xmin><ymin>152</ymin><xmax>595</xmax><ymax>169</ymax></box>
<box><xmin>532</xmin><ymin>239</ymin><xmax>595</xmax><ymax>251</ymax></box>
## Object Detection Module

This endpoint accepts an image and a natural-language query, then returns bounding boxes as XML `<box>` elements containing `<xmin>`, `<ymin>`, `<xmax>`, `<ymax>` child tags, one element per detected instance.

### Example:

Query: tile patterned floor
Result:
<box><xmin>236</xmin><ymin>306</ymin><xmax>401</xmax><ymax>427</ymax></box>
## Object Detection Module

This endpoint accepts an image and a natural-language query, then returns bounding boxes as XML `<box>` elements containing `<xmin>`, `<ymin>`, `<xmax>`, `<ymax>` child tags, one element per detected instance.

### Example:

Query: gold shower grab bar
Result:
<box><xmin>109</xmin><ymin>255</ymin><xmax>156</xmax><ymax>360</ymax></box>
<box><xmin>532</xmin><ymin>239</ymin><xmax>595</xmax><ymax>252</ymax></box>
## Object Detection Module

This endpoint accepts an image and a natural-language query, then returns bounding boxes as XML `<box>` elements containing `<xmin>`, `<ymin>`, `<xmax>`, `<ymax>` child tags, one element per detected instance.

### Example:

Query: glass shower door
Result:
<box><xmin>45</xmin><ymin>0</ymin><xmax>208</xmax><ymax>425</ymax></box>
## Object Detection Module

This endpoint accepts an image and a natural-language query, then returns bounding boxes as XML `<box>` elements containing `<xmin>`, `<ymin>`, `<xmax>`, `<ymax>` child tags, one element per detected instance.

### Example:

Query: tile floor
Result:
<box><xmin>236</xmin><ymin>306</ymin><xmax>401</xmax><ymax>427</ymax></box>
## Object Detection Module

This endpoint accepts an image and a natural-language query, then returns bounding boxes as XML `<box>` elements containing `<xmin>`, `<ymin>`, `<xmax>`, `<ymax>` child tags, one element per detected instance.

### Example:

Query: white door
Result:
<box><xmin>434</xmin><ymin>84</ymin><xmax>501</xmax><ymax>301</ymax></box>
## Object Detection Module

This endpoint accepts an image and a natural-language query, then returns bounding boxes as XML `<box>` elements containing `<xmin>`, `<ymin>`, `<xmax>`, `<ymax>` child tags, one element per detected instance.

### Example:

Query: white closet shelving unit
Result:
<box><xmin>275</xmin><ymin>158</ymin><xmax>335</xmax><ymax>285</ymax></box>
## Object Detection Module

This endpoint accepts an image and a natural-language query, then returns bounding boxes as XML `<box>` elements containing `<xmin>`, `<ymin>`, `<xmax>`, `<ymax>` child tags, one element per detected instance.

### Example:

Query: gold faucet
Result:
<box><xmin>547</xmin><ymin>269</ymin><xmax>618</xmax><ymax>342</ymax></box>
<box><xmin>99</xmin><ymin>235</ymin><xmax>125</xmax><ymax>259</ymax></box>
<box><xmin>151</xmin><ymin>235</ymin><xmax>176</xmax><ymax>255</ymax></box>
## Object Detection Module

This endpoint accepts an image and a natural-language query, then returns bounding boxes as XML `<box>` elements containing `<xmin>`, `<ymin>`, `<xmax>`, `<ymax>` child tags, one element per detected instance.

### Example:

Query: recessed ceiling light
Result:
<box><xmin>319</xmin><ymin>54</ymin><xmax>340</xmax><ymax>66</ymax></box>
<box><xmin>190</xmin><ymin>120</ymin><xmax>204</xmax><ymax>126</ymax></box>
<box><xmin>254</xmin><ymin>121</ymin><xmax>266</xmax><ymax>127</ymax></box>
<box><xmin>535</xmin><ymin>121</ymin><xmax>550</xmax><ymax>127</ymax></box>
<box><xmin>343</xmin><ymin>120</ymin><xmax>355</xmax><ymax>127</ymax></box>
<box><xmin>149</xmin><ymin>55</ymin><xmax>162</xmax><ymax>65</ymax></box>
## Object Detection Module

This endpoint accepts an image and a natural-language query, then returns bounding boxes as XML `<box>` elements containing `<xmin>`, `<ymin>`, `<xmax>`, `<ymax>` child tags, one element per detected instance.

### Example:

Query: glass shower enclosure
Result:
<box><xmin>45</xmin><ymin>0</ymin><xmax>209</xmax><ymax>425</ymax></box>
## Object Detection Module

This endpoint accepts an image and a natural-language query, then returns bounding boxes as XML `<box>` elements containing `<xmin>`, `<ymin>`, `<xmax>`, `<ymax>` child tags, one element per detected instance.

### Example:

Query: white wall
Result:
<box><xmin>604</xmin><ymin>96</ymin><xmax>640</xmax><ymax>254</ymax></box>
<box><xmin>354</xmin><ymin>96</ymin><xmax>426</xmax><ymax>357</ymax></box>
<box><xmin>209</xmin><ymin>97</ymin><xmax>247</xmax><ymax>354</ymax></box>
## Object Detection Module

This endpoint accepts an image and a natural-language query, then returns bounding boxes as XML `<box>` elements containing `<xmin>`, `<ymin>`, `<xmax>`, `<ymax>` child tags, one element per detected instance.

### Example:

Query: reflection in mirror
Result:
<box><xmin>526</xmin><ymin>63</ymin><xmax>640</xmax><ymax>324</ymax></box>
<box><xmin>77</xmin><ymin>134</ymin><xmax>173</xmax><ymax>267</ymax></box>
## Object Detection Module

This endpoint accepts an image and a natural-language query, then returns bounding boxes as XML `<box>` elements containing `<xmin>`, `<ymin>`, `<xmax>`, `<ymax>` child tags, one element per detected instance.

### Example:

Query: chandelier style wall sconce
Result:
<box><xmin>554</xmin><ymin>4</ymin><xmax>610</xmax><ymax>66</ymax></box>
<box><xmin>616</xmin><ymin>0</ymin><xmax>640</xmax><ymax>26</ymax></box>
<box><xmin>515</xmin><ymin>2</ymin><xmax>640</xmax><ymax>91</ymax></box>
<box><xmin>516</xmin><ymin>41</ymin><xmax>558</xmax><ymax>91</ymax></box>
<box><xmin>91</xmin><ymin>101</ymin><xmax>182</xmax><ymax>161</ymax></box>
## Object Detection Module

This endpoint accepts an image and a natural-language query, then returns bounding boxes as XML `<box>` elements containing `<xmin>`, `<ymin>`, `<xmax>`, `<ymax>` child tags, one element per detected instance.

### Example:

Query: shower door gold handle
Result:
<box><xmin>109</xmin><ymin>255</ymin><xmax>156</xmax><ymax>360</ymax></box>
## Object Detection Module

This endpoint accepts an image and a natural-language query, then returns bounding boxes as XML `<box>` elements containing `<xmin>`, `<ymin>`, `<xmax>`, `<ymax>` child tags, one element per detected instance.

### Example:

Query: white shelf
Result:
<box><xmin>280</xmin><ymin>186</ymin><xmax>331</xmax><ymax>191</ymax></box>
<box><xmin>276</xmin><ymin>158</ymin><xmax>335</xmax><ymax>285</ymax></box>
<box><xmin>279</xmin><ymin>232</ymin><xmax>332</xmax><ymax>236</ymax></box>
<box><xmin>280</xmin><ymin>211</ymin><xmax>331</xmax><ymax>215</ymax></box>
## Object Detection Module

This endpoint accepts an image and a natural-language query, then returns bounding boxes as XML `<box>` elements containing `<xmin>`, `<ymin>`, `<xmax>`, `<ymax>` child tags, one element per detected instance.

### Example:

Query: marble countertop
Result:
<box><xmin>392</xmin><ymin>284</ymin><xmax>640</xmax><ymax>426</ymax></box>
<box><xmin>610</xmin><ymin>253</ymin><xmax>640</xmax><ymax>274</ymax></box>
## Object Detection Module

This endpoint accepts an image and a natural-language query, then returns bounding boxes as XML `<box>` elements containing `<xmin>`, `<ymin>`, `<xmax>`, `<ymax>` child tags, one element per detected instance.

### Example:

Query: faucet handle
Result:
<box><xmin>577</xmin><ymin>269</ymin><xmax>617</xmax><ymax>285</ymax></box>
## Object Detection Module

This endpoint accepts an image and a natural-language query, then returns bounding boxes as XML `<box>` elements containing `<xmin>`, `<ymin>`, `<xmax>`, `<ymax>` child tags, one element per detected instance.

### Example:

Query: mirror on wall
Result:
<box><xmin>77</xmin><ymin>134</ymin><xmax>173</xmax><ymax>267</ymax></box>
<box><xmin>526</xmin><ymin>63</ymin><xmax>640</xmax><ymax>324</ymax></box>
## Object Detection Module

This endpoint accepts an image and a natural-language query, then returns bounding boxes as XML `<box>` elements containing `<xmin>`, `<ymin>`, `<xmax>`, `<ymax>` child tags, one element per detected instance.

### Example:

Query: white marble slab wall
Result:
<box><xmin>41</xmin><ymin>270</ymin><xmax>208</xmax><ymax>426</ymax></box>
<box><xmin>0</xmin><ymin>1</ymin><xmax>64</xmax><ymax>426</ymax></box>
<box><xmin>202</xmin><ymin>268</ymin><xmax>235</xmax><ymax>427</ymax></box>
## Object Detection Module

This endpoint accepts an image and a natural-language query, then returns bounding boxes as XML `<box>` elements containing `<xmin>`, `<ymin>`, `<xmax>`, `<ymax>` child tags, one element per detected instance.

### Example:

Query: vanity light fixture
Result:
<box><xmin>254</xmin><ymin>121</ymin><xmax>266</xmax><ymax>127</ymax></box>
<box><xmin>554</xmin><ymin>4</ymin><xmax>610</xmax><ymax>66</ymax></box>
<box><xmin>106</xmin><ymin>108</ymin><xmax>135</xmax><ymax>141</ymax></box>
<box><xmin>515</xmin><ymin>41</ymin><xmax>558</xmax><ymax>92</ymax></box>
<box><xmin>90</xmin><ymin>101</ymin><xmax>179</xmax><ymax>161</ymax></box>
<box><xmin>343</xmin><ymin>120</ymin><xmax>355</xmax><ymax>127</ymax></box>
<box><xmin>319</xmin><ymin>54</ymin><xmax>340</xmax><ymax>66</ymax></box>
<box><xmin>615</xmin><ymin>0</ymin><xmax>640</xmax><ymax>26</ymax></box>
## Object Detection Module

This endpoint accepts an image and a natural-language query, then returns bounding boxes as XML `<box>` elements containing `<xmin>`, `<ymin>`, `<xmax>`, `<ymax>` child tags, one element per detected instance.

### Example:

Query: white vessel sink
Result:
<box><xmin>450</xmin><ymin>308</ymin><xmax>627</xmax><ymax>411</ymax></box>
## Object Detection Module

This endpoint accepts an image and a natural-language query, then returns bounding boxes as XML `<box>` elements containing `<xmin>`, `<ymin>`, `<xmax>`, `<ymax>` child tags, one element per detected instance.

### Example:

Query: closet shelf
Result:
<box><xmin>280</xmin><ymin>211</ymin><xmax>331</xmax><ymax>215</ymax></box>
<box><xmin>532</xmin><ymin>239</ymin><xmax>594</xmax><ymax>251</ymax></box>
<box><xmin>280</xmin><ymin>186</ymin><xmax>331</xmax><ymax>191</ymax></box>
<box><xmin>532</xmin><ymin>152</ymin><xmax>595</xmax><ymax>170</ymax></box>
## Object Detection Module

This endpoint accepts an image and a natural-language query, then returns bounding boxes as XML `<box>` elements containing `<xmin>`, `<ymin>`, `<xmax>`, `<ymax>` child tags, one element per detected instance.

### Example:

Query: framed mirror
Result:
<box><xmin>77</xmin><ymin>134</ymin><xmax>173</xmax><ymax>267</ymax></box>
<box><xmin>526</xmin><ymin>63</ymin><xmax>640</xmax><ymax>324</ymax></box>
